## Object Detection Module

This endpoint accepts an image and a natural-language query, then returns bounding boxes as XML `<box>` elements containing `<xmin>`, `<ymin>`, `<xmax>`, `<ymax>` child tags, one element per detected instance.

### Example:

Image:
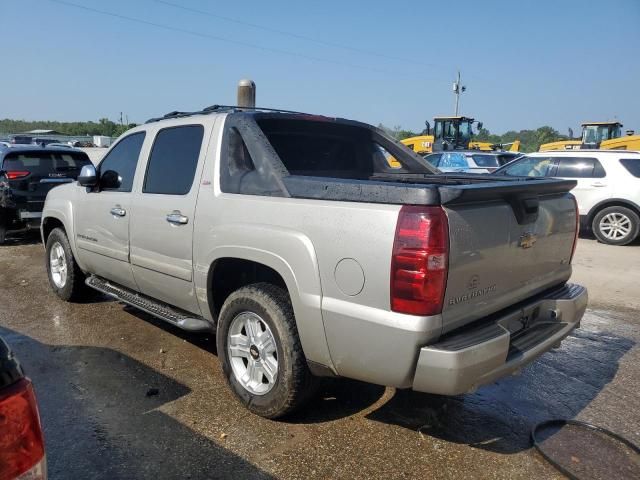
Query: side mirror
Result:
<box><xmin>100</xmin><ymin>170</ymin><xmax>122</xmax><ymax>189</ymax></box>
<box><xmin>477</xmin><ymin>122</ymin><xmax>484</xmax><ymax>130</ymax></box>
<box><xmin>78</xmin><ymin>164</ymin><xmax>98</xmax><ymax>187</ymax></box>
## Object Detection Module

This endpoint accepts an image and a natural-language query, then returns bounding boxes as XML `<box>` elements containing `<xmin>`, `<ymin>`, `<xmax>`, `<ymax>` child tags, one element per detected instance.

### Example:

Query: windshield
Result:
<box><xmin>582</xmin><ymin>125</ymin><xmax>620</xmax><ymax>144</ymax></box>
<box><xmin>458</xmin><ymin>121</ymin><xmax>472</xmax><ymax>142</ymax></box>
<box><xmin>438</xmin><ymin>120</ymin><xmax>473</xmax><ymax>143</ymax></box>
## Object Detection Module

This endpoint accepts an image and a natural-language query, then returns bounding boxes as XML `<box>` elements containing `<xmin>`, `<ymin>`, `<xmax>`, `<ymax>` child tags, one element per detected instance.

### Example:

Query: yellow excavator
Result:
<box><xmin>539</xmin><ymin>121</ymin><xmax>640</xmax><ymax>151</ymax></box>
<box><xmin>401</xmin><ymin>116</ymin><xmax>520</xmax><ymax>154</ymax></box>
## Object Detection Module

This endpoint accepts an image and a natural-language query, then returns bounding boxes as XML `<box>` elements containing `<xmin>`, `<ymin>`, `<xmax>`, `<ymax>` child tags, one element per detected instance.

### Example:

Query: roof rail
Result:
<box><xmin>145</xmin><ymin>104</ymin><xmax>313</xmax><ymax>124</ymax></box>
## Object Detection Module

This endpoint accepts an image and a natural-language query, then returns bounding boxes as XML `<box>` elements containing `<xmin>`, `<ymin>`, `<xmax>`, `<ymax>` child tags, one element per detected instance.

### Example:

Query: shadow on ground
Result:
<box><xmin>0</xmin><ymin>326</ymin><xmax>273</xmax><ymax>480</ymax></box>
<box><xmin>77</xmin><ymin>298</ymin><xmax>635</xmax><ymax>456</ymax></box>
<box><xmin>366</xmin><ymin>327</ymin><xmax>634</xmax><ymax>454</ymax></box>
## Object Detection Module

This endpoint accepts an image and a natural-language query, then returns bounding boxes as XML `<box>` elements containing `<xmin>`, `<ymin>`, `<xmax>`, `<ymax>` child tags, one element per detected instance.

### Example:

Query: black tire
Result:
<box><xmin>0</xmin><ymin>210</ymin><xmax>7</xmax><ymax>245</ymax></box>
<box><xmin>592</xmin><ymin>206</ymin><xmax>640</xmax><ymax>246</ymax></box>
<box><xmin>217</xmin><ymin>283</ymin><xmax>317</xmax><ymax>419</ymax></box>
<box><xmin>45</xmin><ymin>227</ymin><xmax>87</xmax><ymax>301</ymax></box>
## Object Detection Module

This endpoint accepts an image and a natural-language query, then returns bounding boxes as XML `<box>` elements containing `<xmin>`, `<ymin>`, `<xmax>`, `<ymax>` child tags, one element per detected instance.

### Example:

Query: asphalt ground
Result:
<box><xmin>0</xmin><ymin>237</ymin><xmax>638</xmax><ymax>479</ymax></box>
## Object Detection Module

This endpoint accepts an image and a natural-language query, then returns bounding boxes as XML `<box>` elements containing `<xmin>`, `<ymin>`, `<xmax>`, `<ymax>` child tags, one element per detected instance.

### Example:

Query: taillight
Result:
<box><xmin>391</xmin><ymin>206</ymin><xmax>449</xmax><ymax>316</ymax></box>
<box><xmin>0</xmin><ymin>378</ymin><xmax>46</xmax><ymax>480</ymax></box>
<box><xmin>570</xmin><ymin>195</ymin><xmax>579</xmax><ymax>262</ymax></box>
<box><xmin>5</xmin><ymin>171</ymin><xmax>30</xmax><ymax>180</ymax></box>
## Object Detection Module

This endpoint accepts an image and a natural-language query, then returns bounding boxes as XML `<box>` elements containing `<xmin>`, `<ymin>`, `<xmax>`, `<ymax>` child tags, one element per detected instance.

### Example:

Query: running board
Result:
<box><xmin>85</xmin><ymin>275</ymin><xmax>213</xmax><ymax>333</ymax></box>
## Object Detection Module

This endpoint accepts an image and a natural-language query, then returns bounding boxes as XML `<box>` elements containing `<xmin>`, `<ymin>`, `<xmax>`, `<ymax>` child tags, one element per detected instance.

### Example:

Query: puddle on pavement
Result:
<box><xmin>533</xmin><ymin>421</ymin><xmax>640</xmax><ymax>480</ymax></box>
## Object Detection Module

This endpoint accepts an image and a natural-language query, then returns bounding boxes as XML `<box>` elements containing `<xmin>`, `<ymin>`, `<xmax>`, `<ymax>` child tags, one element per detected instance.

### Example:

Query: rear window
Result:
<box><xmin>620</xmin><ymin>158</ymin><xmax>640</xmax><ymax>178</ymax></box>
<box><xmin>2</xmin><ymin>151</ymin><xmax>91</xmax><ymax>176</ymax></box>
<box><xmin>256</xmin><ymin>118</ymin><xmax>434</xmax><ymax>179</ymax></box>
<box><xmin>470</xmin><ymin>154</ymin><xmax>500</xmax><ymax>168</ymax></box>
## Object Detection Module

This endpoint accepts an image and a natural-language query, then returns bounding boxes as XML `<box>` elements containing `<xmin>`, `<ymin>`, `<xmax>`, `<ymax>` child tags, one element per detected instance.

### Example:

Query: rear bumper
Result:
<box><xmin>412</xmin><ymin>283</ymin><xmax>588</xmax><ymax>395</ymax></box>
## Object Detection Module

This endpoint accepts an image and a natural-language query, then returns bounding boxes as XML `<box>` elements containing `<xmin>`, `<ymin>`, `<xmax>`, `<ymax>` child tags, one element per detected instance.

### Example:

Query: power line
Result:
<box><xmin>150</xmin><ymin>0</ymin><xmax>439</xmax><ymax>69</ymax></box>
<box><xmin>45</xmin><ymin>0</ymin><xmax>446</xmax><ymax>80</ymax></box>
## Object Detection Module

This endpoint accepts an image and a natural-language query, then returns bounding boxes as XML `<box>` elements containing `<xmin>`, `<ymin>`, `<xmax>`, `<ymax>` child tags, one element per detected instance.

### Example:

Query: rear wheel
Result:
<box><xmin>45</xmin><ymin>228</ymin><xmax>87</xmax><ymax>301</ymax></box>
<box><xmin>217</xmin><ymin>283</ymin><xmax>317</xmax><ymax>419</ymax></box>
<box><xmin>592</xmin><ymin>206</ymin><xmax>640</xmax><ymax>246</ymax></box>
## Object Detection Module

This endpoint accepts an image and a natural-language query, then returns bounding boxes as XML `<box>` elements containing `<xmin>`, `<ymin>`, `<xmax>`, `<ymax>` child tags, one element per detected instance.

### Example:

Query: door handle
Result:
<box><xmin>110</xmin><ymin>206</ymin><xmax>126</xmax><ymax>217</ymax></box>
<box><xmin>591</xmin><ymin>182</ymin><xmax>607</xmax><ymax>187</ymax></box>
<box><xmin>166</xmin><ymin>211</ymin><xmax>188</xmax><ymax>225</ymax></box>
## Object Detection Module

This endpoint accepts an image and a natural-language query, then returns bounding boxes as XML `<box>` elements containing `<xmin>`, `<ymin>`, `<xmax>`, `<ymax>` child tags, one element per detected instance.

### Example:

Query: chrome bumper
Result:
<box><xmin>412</xmin><ymin>283</ymin><xmax>588</xmax><ymax>395</ymax></box>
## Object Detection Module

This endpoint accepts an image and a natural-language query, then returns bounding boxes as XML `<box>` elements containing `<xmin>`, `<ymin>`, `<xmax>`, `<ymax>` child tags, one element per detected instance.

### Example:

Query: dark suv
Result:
<box><xmin>0</xmin><ymin>145</ymin><xmax>91</xmax><ymax>243</ymax></box>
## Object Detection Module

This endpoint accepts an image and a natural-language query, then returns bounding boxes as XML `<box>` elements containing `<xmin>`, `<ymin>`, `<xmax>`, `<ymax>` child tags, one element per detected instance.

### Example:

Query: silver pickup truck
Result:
<box><xmin>41</xmin><ymin>107</ymin><xmax>587</xmax><ymax>418</ymax></box>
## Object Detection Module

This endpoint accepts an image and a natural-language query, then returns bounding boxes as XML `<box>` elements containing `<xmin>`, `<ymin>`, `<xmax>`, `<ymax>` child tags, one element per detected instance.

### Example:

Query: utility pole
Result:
<box><xmin>453</xmin><ymin>71</ymin><xmax>466</xmax><ymax>116</ymax></box>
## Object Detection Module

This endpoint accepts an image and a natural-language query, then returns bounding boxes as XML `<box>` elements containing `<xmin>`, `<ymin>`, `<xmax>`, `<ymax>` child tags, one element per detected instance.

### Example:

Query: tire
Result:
<box><xmin>0</xmin><ymin>210</ymin><xmax>6</xmax><ymax>245</ymax></box>
<box><xmin>217</xmin><ymin>283</ymin><xmax>317</xmax><ymax>419</ymax></box>
<box><xmin>592</xmin><ymin>206</ymin><xmax>640</xmax><ymax>246</ymax></box>
<box><xmin>45</xmin><ymin>227</ymin><xmax>87</xmax><ymax>301</ymax></box>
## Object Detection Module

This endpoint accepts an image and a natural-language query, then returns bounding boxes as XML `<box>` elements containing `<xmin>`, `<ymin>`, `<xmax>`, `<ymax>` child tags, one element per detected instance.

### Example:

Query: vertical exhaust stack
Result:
<box><xmin>237</xmin><ymin>79</ymin><xmax>256</xmax><ymax>108</ymax></box>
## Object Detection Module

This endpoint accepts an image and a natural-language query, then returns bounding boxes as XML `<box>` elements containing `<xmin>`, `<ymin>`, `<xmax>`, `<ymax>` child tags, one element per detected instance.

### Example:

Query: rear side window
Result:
<box><xmin>555</xmin><ymin>157</ymin><xmax>606</xmax><ymax>178</ymax></box>
<box><xmin>471</xmin><ymin>154</ymin><xmax>499</xmax><ymax>168</ymax></box>
<box><xmin>2</xmin><ymin>152</ymin><xmax>90</xmax><ymax>175</ymax></box>
<box><xmin>144</xmin><ymin>125</ymin><xmax>204</xmax><ymax>195</ymax></box>
<box><xmin>99</xmin><ymin>132</ymin><xmax>146</xmax><ymax>192</ymax></box>
<box><xmin>620</xmin><ymin>158</ymin><xmax>640</xmax><ymax>178</ymax></box>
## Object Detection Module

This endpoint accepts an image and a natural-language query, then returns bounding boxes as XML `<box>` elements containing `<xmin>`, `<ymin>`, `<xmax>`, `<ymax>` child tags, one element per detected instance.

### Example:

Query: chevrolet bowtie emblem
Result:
<box><xmin>519</xmin><ymin>233</ymin><xmax>537</xmax><ymax>249</ymax></box>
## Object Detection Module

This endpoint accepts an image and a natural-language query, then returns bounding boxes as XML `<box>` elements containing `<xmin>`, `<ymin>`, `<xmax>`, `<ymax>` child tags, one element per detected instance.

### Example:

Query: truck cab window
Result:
<box><xmin>143</xmin><ymin>125</ymin><xmax>204</xmax><ymax>195</ymax></box>
<box><xmin>98</xmin><ymin>132</ymin><xmax>146</xmax><ymax>192</ymax></box>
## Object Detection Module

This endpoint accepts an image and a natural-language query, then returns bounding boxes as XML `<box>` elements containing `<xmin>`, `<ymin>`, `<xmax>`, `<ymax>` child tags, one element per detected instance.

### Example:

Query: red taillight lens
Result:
<box><xmin>570</xmin><ymin>195</ymin><xmax>579</xmax><ymax>262</ymax></box>
<box><xmin>391</xmin><ymin>206</ymin><xmax>449</xmax><ymax>316</ymax></box>
<box><xmin>0</xmin><ymin>379</ymin><xmax>46</xmax><ymax>480</ymax></box>
<box><xmin>5</xmin><ymin>171</ymin><xmax>30</xmax><ymax>180</ymax></box>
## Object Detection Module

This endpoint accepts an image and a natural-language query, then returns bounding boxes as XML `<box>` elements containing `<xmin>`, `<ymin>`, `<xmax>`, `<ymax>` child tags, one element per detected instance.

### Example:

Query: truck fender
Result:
<box><xmin>41</xmin><ymin>198</ymin><xmax>87</xmax><ymax>272</ymax></box>
<box><xmin>193</xmin><ymin>224</ymin><xmax>335</xmax><ymax>372</ymax></box>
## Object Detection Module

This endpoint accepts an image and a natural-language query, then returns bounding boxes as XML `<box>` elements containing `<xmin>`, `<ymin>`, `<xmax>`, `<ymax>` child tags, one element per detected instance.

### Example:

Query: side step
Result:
<box><xmin>86</xmin><ymin>275</ymin><xmax>214</xmax><ymax>333</ymax></box>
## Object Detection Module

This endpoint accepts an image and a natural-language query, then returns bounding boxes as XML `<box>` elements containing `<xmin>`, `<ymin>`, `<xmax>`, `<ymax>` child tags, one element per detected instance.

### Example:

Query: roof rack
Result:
<box><xmin>145</xmin><ymin>104</ymin><xmax>312</xmax><ymax>124</ymax></box>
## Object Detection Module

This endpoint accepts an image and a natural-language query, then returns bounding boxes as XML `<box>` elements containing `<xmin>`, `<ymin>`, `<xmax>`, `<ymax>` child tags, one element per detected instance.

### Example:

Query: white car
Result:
<box><xmin>496</xmin><ymin>150</ymin><xmax>640</xmax><ymax>245</ymax></box>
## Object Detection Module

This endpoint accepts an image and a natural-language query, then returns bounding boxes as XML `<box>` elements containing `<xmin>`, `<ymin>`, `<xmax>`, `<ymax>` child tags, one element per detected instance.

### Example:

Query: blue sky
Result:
<box><xmin>2</xmin><ymin>0</ymin><xmax>639</xmax><ymax>134</ymax></box>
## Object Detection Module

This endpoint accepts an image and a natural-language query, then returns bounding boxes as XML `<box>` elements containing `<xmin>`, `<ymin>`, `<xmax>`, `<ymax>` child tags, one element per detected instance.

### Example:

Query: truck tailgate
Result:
<box><xmin>441</xmin><ymin>192</ymin><xmax>576</xmax><ymax>333</ymax></box>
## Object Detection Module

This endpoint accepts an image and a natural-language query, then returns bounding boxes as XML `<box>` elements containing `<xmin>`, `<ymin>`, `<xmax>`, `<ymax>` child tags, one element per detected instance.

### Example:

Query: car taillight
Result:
<box><xmin>5</xmin><ymin>171</ymin><xmax>30</xmax><ymax>180</ymax></box>
<box><xmin>391</xmin><ymin>205</ymin><xmax>449</xmax><ymax>316</ymax></box>
<box><xmin>0</xmin><ymin>378</ymin><xmax>46</xmax><ymax>480</ymax></box>
<box><xmin>570</xmin><ymin>195</ymin><xmax>579</xmax><ymax>262</ymax></box>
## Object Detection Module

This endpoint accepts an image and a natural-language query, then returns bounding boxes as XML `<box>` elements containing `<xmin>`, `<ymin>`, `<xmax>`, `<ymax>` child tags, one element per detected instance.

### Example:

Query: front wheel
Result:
<box><xmin>217</xmin><ymin>283</ymin><xmax>317</xmax><ymax>419</ymax></box>
<box><xmin>592</xmin><ymin>206</ymin><xmax>640</xmax><ymax>246</ymax></box>
<box><xmin>45</xmin><ymin>227</ymin><xmax>87</xmax><ymax>301</ymax></box>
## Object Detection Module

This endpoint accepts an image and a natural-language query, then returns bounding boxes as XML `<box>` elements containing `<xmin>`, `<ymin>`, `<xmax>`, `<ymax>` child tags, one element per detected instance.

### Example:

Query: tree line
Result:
<box><xmin>2</xmin><ymin>116</ymin><xmax>566</xmax><ymax>151</ymax></box>
<box><xmin>379</xmin><ymin>124</ymin><xmax>569</xmax><ymax>152</ymax></box>
<box><xmin>0</xmin><ymin>118</ymin><xmax>137</xmax><ymax>138</ymax></box>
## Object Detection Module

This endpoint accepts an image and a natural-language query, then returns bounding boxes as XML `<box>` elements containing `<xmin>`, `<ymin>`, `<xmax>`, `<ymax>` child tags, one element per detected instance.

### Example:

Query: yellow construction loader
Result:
<box><xmin>401</xmin><ymin>116</ymin><xmax>520</xmax><ymax>154</ymax></box>
<box><xmin>539</xmin><ymin>121</ymin><xmax>640</xmax><ymax>151</ymax></box>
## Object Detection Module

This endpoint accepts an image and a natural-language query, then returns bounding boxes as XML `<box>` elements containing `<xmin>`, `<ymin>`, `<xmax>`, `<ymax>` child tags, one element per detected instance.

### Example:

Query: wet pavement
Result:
<box><xmin>0</xmin><ymin>238</ymin><xmax>638</xmax><ymax>479</ymax></box>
